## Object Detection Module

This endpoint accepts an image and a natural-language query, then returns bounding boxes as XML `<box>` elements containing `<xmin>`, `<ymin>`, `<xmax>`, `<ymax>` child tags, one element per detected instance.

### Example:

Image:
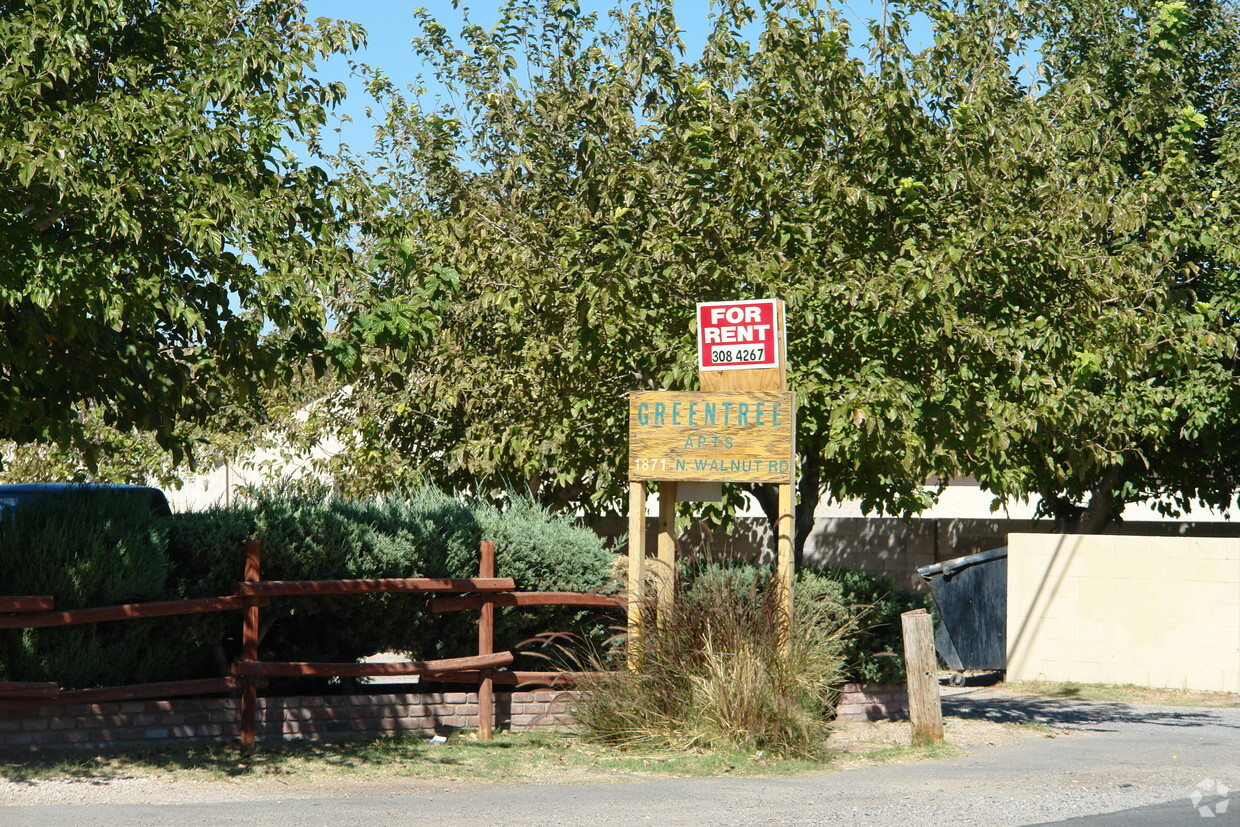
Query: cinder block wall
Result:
<box><xmin>1006</xmin><ymin>534</ymin><xmax>1240</xmax><ymax>692</ymax></box>
<box><xmin>597</xmin><ymin>514</ymin><xmax>1240</xmax><ymax>595</ymax></box>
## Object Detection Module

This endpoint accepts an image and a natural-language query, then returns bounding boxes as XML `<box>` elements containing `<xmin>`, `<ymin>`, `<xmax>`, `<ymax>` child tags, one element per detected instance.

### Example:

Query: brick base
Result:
<box><xmin>0</xmin><ymin>689</ymin><xmax>580</xmax><ymax>752</ymax></box>
<box><xmin>1</xmin><ymin>684</ymin><xmax>905</xmax><ymax>750</ymax></box>
<box><xmin>835</xmin><ymin>683</ymin><xmax>909</xmax><ymax>721</ymax></box>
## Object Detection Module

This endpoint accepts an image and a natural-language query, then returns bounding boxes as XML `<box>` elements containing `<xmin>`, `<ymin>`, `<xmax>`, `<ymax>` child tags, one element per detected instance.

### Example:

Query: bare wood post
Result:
<box><xmin>776</xmin><ymin>482</ymin><xmax>795</xmax><ymax>652</ymax></box>
<box><xmin>626</xmin><ymin>481</ymin><xmax>647</xmax><ymax>671</ymax></box>
<box><xmin>477</xmin><ymin>540</ymin><xmax>495</xmax><ymax>742</ymax></box>
<box><xmin>240</xmin><ymin>538</ymin><xmax>261</xmax><ymax>752</ymax></box>
<box><xmin>656</xmin><ymin>481</ymin><xmax>677</xmax><ymax>630</ymax></box>
<box><xmin>901</xmin><ymin>608</ymin><xmax>944</xmax><ymax>746</ymax></box>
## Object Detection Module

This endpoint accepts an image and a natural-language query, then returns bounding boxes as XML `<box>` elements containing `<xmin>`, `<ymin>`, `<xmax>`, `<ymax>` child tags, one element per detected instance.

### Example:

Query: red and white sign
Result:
<box><xmin>697</xmin><ymin>299</ymin><xmax>780</xmax><ymax>371</ymax></box>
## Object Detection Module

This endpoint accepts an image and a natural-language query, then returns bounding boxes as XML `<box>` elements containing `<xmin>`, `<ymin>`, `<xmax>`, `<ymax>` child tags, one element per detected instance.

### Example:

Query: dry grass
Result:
<box><xmin>1005</xmin><ymin>680</ymin><xmax>1240</xmax><ymax>708</ymax></box>
<box><xmin>572</xmin><ymin>569</ymin><xmax>851</xmax><ymax>757</ymax></box>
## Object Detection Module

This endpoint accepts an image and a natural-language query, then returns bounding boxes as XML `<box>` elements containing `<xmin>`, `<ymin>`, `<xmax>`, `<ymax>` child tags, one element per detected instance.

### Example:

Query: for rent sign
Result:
<box><xmin>697</xmin><ymin>299</ymin><xmax>780</xmax><ymax>371</ymax></box>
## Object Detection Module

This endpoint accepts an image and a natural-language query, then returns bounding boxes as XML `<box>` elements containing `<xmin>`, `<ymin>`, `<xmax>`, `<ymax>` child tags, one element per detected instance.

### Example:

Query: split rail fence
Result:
<box><xmin>0</xmin><ymin>539</ymin><xmax>625</xmax><ymax>748</ymax></box>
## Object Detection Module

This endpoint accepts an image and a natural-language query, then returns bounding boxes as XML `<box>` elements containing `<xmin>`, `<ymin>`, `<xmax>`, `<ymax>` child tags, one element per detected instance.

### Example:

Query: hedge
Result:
<box><xmin>1</xmin><ymin>485</ymin><xmax>620</xmax><ymax>689</ymax></box>
<box><xmin>0</xmin><ymin>484</ymin><xmax>927</xmax><ymax>691</ymax></box>
<box><xmin>680</xmin><ymin>561</ymin><xmax>930</xmax><ymax>685</ymax></box>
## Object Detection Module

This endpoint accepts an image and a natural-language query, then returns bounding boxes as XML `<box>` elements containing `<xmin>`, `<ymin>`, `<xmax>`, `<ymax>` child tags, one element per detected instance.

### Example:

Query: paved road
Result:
<box><xmin>2</xmin><ymin>692</ymin><xmax>1238</xmax><ymax>826</ymax></box>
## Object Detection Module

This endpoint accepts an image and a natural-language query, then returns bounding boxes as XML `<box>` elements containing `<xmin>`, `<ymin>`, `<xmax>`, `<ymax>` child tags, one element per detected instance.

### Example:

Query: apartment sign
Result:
<box><xmin>628</xmin><ymin>390</ymin><xmax>795</xmax><ymax>483</ymax></box>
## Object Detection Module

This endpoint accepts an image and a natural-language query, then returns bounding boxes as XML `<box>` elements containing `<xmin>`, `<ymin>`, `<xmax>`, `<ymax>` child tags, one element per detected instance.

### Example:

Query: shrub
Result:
<box><xmin>171</xmin><ymin>485</ymin><xmax>616</xmax><ymax>670</ymax></box>
<box><xmin>572</xmin><ymin>568</ymin><xmax>849</xmax><ymax>758</ymax></box>
<box><xmin>469</xmin><ymin>498</ymin><xmax>620</xmax><ymax>666</ymax></box>
<box><xmin>802</xmin><ymin>565</ymin><xmax>931</xmax><ymax>685</ymax></box>
<box><xmin>0</xmin><ymin>490</ymin><xmax>186</xmax><ymax>687</ymax></box>
<box><xmin>671</xmin><ymin>562</ymin><xmax>928</xmax><ymax>686</ymax></box>
<box><xmin>2</xmin><ymin>484</ymin><xmax>618</xmax><ymax>689</ymax></box>
<box><xmin>681</xmin><ymin>562</ymin><xmax>930</xmax><ymax>685</ymax></box>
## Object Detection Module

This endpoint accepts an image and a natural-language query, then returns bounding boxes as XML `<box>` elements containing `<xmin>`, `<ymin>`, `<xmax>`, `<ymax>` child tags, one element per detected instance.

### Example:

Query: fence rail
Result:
<box><xmin>430</xmin><ymin>592</ymin><xmax>625</xmax><ymax>613</ymax></box>
<box><xmin>58</xmin><ymin>677</ymin><xmax>245</xmax><ymax>705</ymax></box>
<box><xmin>231</xmin><ymin>652</ymin><xmax>514</xmax><ymax>679</ymax></box>
<box><xmin>0</xmin><ymin>596</ymin><xmax>54</xmax><ymax>612</ymax></box>
<box><xmin>0</xmin><ymin>681</ymin><xmax>58</xmax><ymax>699</ymax></box>
<box><xmin>0</xmin><ymin>595</ymin><xmax>266</xmax><ymax>630</ymax></box>
<box><xmin>1</xmin><ymin>538</ymin><xmax>626</xmax><ymax>748</ymax></box>
<box><xmin>236</xmin><ymin>577</ymin><xmax>516</xmax><ymax>596</ymax></box>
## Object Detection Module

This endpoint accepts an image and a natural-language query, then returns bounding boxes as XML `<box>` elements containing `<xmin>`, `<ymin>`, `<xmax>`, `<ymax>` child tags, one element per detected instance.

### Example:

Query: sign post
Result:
<box><xmin>626</xmin><ymin>299</ymin><xmax>796</xmax><ymax>666</ymax></box>
<box><xmin>626</xmin><ymin>481</ymin><xmax>646</xmax><ymax>670</ymax></box>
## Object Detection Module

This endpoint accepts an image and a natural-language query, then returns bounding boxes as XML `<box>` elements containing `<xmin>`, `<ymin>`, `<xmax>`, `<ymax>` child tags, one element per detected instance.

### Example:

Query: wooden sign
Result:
<box><xmin>628</xmin><ymin>390</ymin><xmax>795</xmax><ymax>483</ymax></box>
<box><xmin>697</xmin><ymin>299</ymin><xmax>781</xmax><ymax>372</ymax></box>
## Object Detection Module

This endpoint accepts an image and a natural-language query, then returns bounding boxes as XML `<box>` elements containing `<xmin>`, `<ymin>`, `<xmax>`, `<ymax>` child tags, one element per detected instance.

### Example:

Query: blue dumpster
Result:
<box><xmin>917</xmin><ymin>547</ymin><xmax>1007</xmax><ymax>685</ymax></box>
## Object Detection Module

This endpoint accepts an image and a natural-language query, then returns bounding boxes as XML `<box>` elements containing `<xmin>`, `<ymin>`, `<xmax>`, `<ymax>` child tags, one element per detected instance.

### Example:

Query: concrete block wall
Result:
<box><xmin>597</xmin><ymin>514</ymin><xmax>1240</xmax><ymax>596</ymax></box>
<box><xmin>0</xmin><ymin>689</ymin><xmax>578</xmax><ymax>752</ymax></box>
<box><xmin>1006</xmin><ymin>534</ymin><xmax>1240</xmax><ymax>692</ymax></box>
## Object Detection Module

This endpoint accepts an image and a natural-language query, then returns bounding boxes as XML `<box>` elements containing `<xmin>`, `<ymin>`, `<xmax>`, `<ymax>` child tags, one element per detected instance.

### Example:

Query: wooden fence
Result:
<box><xmin>0</xmin><ymin>539</ymin><xmax>625</xmax><ymax>749</ymax></box>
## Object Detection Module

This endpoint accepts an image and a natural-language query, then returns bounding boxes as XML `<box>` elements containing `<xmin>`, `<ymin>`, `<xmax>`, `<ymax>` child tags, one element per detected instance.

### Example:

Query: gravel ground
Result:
<box><xmin>2</xmin><ymin>688</ymin><xmax>1238</xmax><ymax>825</ymax></box>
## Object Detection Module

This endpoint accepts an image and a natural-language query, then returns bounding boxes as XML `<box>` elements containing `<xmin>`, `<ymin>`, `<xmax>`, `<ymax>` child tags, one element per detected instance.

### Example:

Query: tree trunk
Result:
<box><xmin>749</xmin><ymin>444</ymin><xmax>821</xmax><ymax>568</ymax></box>
<box><xmin>1051</xmin><ymin>466</ymin><xmax>1122</xmax><ymax>533</ymax></box>
<box><xmin>794</xmin><ymin>445</ymin><xmax>822</xmax><ymax>567</ymax></box>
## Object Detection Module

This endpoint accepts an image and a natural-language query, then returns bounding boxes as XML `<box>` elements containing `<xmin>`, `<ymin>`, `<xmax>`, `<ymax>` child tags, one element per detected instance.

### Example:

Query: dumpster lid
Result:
<box><xmin>917</xmin><ymin>546</ymin><xmax>1007</xmax><ymax>580</ymax></box>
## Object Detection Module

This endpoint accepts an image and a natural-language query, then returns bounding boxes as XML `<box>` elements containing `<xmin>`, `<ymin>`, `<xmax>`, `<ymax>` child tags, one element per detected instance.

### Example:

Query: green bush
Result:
<box><xmin>675</xmin><ymin>562</ymin><xmax>929</xmax><ymax>686</ymax></box>
<box><xmin>802</xmin><ymin>565</ymin><xmax>931</xmax><ymax>686</ymax></box>
<box><xmin>0</xmin><ymin>491</ymin><xmax>186</xmax><ymax>687</ymax></box>
<box><xmin>470</xmin><ymin>498</ymin><xmax>619</xmax><ymax>666</ymax></box>
<box><xmin>1</xmin><ymin>484</ymin><xmax>619</xmax><ymax>688</ymax></box>
<box><xmin>221</xmin><ymin>486</ymin><xmax>618</xmax><ymax>666</ymax></box>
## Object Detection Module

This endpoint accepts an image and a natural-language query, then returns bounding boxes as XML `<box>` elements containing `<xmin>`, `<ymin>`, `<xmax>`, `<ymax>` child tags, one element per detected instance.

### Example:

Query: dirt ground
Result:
<box><xmin>0</xmin><ymin>694</ymin><xmax>1060</xmax><ymax>808</ymax></box>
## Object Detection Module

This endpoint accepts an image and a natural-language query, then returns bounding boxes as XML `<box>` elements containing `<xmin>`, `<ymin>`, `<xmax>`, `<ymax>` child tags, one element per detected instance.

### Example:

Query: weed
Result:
<box><xmin>571</xmin><ymin>568</ymin><xmax>851</xmax><ymax>758</ymax></box>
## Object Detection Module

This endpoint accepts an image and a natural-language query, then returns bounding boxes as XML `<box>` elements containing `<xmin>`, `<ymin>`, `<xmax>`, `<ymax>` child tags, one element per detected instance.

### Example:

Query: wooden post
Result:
<box><xmin>240</xmin><ymin>538</ymin><xmax>261</xmax><ymax>752</ymax></box>
<box><xmin>477</xmin><ymin>540</ymin><xmax>495</xmax><ymax>742</ymax></box>
<box><xmin>626</xmin><ymin>481</ymin><xmax>647</xmax><ymax>671</ymax></box>
<box><xmin>699</xmin><ymin>300</ymin><xmax>795</xmax><ymax>649</ymax></box>
<box><xmin>776</xmin><ymin>481</ymin><xmax>795</xmax><ymax>651</ymax></box>
<box><xmin>656</xmin><ymin>481</ymin><xmax>677</xmax><ymax>629</ymax></box>
<box><xmin>901</xmin><ymin>608</ymin><xmax>944</xmax><ymax>746</ymax></box>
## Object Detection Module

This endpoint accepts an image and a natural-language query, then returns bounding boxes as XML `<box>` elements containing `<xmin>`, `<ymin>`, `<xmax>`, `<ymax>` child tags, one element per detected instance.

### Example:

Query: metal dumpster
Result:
<box><xmin>917</xmin><ymin>547</ymin><xmax>1008</xmax><ymax>685</ymax></box>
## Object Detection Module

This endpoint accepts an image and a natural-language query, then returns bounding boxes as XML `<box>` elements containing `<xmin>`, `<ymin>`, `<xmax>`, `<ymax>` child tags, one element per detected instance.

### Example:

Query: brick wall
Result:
<box><xmin>1</xmin><ymin>683</ymin><xmax>908</xmax><ymax>751</ymax></box>
<box><xmin>0</xmin><ymin>689</ymin><xmax>579</xmax><ymax>752</ymax></box>
<box><xmin>834</xmin><ymin>683</ymin><xmax>909</xmax><ymax>721</ymax></box>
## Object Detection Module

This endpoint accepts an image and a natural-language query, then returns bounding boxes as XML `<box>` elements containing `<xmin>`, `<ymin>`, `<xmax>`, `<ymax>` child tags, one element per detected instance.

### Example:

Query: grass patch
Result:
<box><xmin>0</xmin><ymin>732</ymin><xmax>841</xmax><ymax>785</ymax></box>
<box><xmin>856</xmin><ymin>741</ymin><xmax>960</xmax><ymax>764</ymax></box>
<box><xmin>0</xmin><ymin>723</ymin><xmax>982</xmax><ymax>786</ymax></box>
<box><xmin>1006</xmin><ymin>680</ymin><xmax>1240</xmax><ymax>708</ymax></box>
<box><xmin>1007</xmin><ymin>719</ymin><xmax>1055</xmax><ymax>734</ymax></box>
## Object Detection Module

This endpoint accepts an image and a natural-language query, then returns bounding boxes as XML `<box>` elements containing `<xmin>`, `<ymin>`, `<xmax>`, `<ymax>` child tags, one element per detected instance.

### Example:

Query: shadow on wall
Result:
<box><xmin>593</xmin><ymin>514</ymin><xmax>1240</xmax><ymax>595</ymax></box>
<box><xmin>591</xmin><ymin>516</ymin><xmax>774</xmax><ymax>569</ymax></box>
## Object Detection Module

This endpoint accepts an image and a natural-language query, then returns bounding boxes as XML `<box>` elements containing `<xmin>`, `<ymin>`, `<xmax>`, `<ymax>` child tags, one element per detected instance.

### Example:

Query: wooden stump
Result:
<box><xmin>901</xmin><ymin>608</ymin><xmax>944</xmax><ymax>746</ymax></box>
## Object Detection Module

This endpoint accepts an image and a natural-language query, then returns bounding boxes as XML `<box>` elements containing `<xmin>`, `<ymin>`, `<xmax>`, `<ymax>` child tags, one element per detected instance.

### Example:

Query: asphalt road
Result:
<box><xmin>2</xmin><ymin>692</ymin><xmax>1238</xmax><ymax>826</ymax></box>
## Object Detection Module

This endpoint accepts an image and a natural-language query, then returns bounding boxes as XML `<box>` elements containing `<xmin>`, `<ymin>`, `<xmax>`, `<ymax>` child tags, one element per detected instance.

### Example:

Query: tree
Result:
<box><xmin>0</xmin><ymin>1</ymin><xmax>364</xmax><ymax>465</ymax></box>
<box><xmin>0</xmin><ymin>363</ymin><xmax>331</xmax><ymax>489</ymax></box>
<box><xmin>318</xmin><ymin>0</ymin><xmax>1240</xmax><ymax>553</ymax></box>
<box><xmin>904</xmin><ymin>0</ymin><xmax>1240</xmax><ymax>531</ymax></box>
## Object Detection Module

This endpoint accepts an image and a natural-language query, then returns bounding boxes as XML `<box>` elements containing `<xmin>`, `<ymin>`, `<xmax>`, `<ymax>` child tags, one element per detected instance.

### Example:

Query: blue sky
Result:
<box><xmin>303</xmin><ymin>1</ymin><xmax>923</xmax><ymax>155</ymax></box>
